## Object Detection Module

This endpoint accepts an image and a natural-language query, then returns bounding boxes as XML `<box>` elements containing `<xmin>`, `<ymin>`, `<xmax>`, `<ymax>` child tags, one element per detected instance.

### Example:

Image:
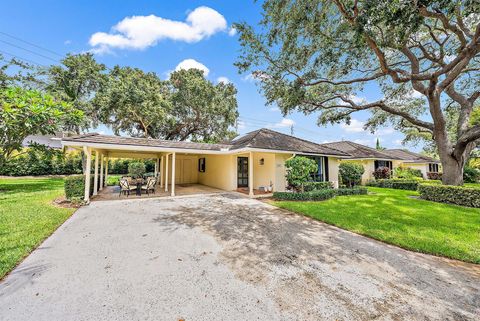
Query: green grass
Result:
<box><xmin>106</xmin><ymin>174</ymin><xmax>121</xmax><ymax>186</ymax></box>
<box><xmin>274</xmin><ymin>187</ymin><xmax>480</xmax><ymax>263</ymax></box>
<box><xmin>0</xmin><ymin>177</ymin><xmax>75</xmax><ymax>279</ymax></box>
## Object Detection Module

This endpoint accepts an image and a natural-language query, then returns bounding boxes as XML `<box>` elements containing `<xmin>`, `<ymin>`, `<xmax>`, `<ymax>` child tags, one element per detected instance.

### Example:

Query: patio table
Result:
<box><xmin>132</xmin><ymin>178</ymin><xmax>144</xmax><ymax>196</ymax></box>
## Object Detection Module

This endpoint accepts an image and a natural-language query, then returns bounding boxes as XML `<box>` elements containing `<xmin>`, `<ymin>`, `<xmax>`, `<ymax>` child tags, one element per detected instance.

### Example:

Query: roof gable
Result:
<box><xmin>321</xmin><ymin>141</ymin><xmax>400</xmax><ymax>159</ymax></box>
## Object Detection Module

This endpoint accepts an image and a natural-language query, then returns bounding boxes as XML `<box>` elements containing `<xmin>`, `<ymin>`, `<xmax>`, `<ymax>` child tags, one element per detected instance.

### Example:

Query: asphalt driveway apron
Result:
<box><xmin>0</xmin><ymin>194</ymin><xmax>479</xmax><ymax>320</ymax></box>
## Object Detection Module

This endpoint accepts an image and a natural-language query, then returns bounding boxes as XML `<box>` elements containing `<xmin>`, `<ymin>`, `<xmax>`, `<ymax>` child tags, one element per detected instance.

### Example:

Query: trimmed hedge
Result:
<box><xmin>367</xmin><ymin>179</ymin><xmax>419</xmax><ymax>191</ymax></box>
<box><xmin>64</xmin><ymin>175</ymin><xmax>94</xmax><ymax>200</ymax></box>
<box><xmin>273</xmin><ymin>187</ymin><xmax>367</xmax><ymax>201</ymax></box>
<box><xmin>303</xmin><ymin>181</ymin><xmax>333</xmax><ymax>191</ymax></box>
<box><xmin>418</xmin><ymin>184</ymin><xmax>480</xmax><ymax>208</ymax></box>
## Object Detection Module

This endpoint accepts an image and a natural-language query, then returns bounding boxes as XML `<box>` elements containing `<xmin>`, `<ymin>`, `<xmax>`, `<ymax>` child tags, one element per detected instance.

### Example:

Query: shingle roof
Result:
<box><xmin>62</xmin><ymin>129</ymin><xmax>349</xmax><ymax>156</ymax></box>
<box><xmin>228</xmin><ymin>129</ymin><xmax>349</xmax><ymax>156</ymax></box>
<box><xmin>62</xmin><ymin>133</ymin><xmax>231</xmax><ymax>151</ymax></box>
<box><xmin>321</xmin><ymin>141</ymin><xmax>401</xmax><ymax>160</ymax></box>
<box><xmin>383</xmin><ymin>149</ymin><xmax>440</xmax><ymax>163</ymax></box>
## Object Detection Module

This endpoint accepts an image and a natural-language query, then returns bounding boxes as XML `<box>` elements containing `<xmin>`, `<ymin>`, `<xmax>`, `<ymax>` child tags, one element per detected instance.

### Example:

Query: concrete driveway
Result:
<box><xmin>1</xmin><ymin>194</ymin><xmax>479</xmax><ymax>320</ymax></box>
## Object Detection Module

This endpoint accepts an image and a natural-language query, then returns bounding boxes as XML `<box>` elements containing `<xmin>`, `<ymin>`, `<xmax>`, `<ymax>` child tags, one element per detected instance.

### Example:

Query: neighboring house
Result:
<box><xmin>322</xmin><ymin>141</ymin><xmax>441</xmax><ymax>182</ymax></box>
<box><xmin>382</xmin><ymin>149</ymin><xmax>441</xmax><ymax>178</ymax></box>
<box><xmin>62</xmin><ymin>128</ymin><xmax>349</xmax><ymax>201</ymax></box>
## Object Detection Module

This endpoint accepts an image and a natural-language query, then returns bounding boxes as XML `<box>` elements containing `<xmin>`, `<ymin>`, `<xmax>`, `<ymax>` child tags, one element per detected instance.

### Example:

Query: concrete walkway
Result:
<box><xmin>0</xmin><ymin>194</ymin><xmax>479</xmax><ymax>320</ymax></box>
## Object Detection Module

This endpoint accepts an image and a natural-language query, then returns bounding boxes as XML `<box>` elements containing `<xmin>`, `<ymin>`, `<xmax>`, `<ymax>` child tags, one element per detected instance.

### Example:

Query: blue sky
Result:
<box><xmin>0</xmin><ymin>0</ymin><xmax>415</xmax><ymax>150</ymax></box>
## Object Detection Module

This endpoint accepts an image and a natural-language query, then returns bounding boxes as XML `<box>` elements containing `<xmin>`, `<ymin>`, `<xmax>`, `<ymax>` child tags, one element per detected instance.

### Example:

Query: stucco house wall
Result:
<box><xmin>197</xmin><ymin>154</ymin><xmax>236</xmax><ymax>191</ymax></box>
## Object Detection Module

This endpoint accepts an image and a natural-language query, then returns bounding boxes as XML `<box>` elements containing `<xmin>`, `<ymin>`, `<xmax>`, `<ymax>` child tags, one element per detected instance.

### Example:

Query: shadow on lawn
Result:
<box><xmin>153</xmin><ymin>195</ymin><xmax>480</xmax><ymax>320</ymax></box>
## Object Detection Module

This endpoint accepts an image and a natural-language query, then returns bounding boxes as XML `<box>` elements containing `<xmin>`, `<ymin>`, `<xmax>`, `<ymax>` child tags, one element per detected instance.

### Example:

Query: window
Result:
<box><xmin>305</xmin><ymin>156</ymin><xmax>329</xmax><ymax>182</ymax></box>
<box><xmin>198</xmin><ymin>158</ymin><xmax>206</xmax><ymax>172</ymax></box>
<box><xmin>429</xmin><ymin>163</ymin><xmax>439</xmax><ymax>173</ymax></box>
<box><xmin>374</xmin><ymin>160</ymin><xmax>393</xmax><ymax>170</ymax></box>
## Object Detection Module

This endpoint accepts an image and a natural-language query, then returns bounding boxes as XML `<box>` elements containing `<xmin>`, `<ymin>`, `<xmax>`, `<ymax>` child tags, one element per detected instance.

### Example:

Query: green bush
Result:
<box><xmin>418</xmin><ymin>184</ymin><xmax>480</xmax><ymax>208</ymax></box>
<box><xmin>464</xmin><ymin>166</ymin><xmax>480</xmax><ymax>183</ymax></box>
<box><xmin>273</xmin><ymin>187</ymin><xmax>367</xmax><ymax>201</ymax></box>
<box><xmin>64</xmin><ymin>175</ymin><xmax>93</xmax><ymax>200</ymax></box>
<box><xmin>106</xmin><ymin>175</ymin><xmax>121</xmax><ymax>186</ymax></box>
<box><xmin>394</xmin><ymin>167</ymin><xmax>423</xmax><ymax>179</ymax></box>
<box><xmin>108</xmin><ymin>159</ymin><xmax>155</xmax><ymax>174</ymax></box>
<box><xmin>128</xmin><ymin>162</ymin><xmax>146</xmax><ymax>178</ymax></box>
<box><xmin>339</xmin><ymin>162</ymin><xmax>365</xmax><ymax>187</ymax></box>
<box><xmin>285</xmin><ymin>156</ymin><xmax>318</xmax><ymax>192</ymax></box>
<box><xmin>366</xmin><ymin>179</ymin><xmax>419</xmax><ymax>191</ymax></box>
<box><xmin>303</xmin><ymin>181</ymin><xmax>333</xmax><ymax>191</ymax></box>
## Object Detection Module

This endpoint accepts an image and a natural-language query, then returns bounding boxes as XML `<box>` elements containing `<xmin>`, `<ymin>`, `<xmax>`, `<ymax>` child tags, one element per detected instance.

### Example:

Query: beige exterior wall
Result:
<box><xmin>399</xmin><ymin>163</ymin><xmax>429</xmax><ymax>178</ymax></box>
<box><xmin>327</xmin><ymin>157</ymin><xmax>341</xmax><ymax>188</ymax></box>
<box><xmin>170</xmin><ymin>154</ymin><xmax>199</xmax><ymax>184</ymax></box>
<box><xmin>197</xmin><ymin>154</ymin><xmax>236</xmax><ymax>191</ymax></box>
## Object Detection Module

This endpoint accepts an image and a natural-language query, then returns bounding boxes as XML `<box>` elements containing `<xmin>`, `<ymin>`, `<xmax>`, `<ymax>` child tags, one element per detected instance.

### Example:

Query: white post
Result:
<box><xmin>83</xmin><ymin>146</ymin><xmax>91</xmax><ymax>202</ymax></box>
<box><xmin>104</xmin><ymin>157</ymin><xmax>109</xmax><ymax>187</ymax></box>
<box><xmin>249</xmin><ymin>151</ymin><xmax>254</xmax><ymax>196</ymax></box>
<box><xmin>165</xmin><ymin>154</ymin><xmax>169</xmax><ymax>192</ymax></box>
<box><xmin>154</xmin><ymin>158</ymin><xmax>158</xmax><ymax>179</ymax></box>
<box><xmin>160</xmin><ymin>156</ymin><xmax>164</xmax><ymax>187</ymax></box>
<box><xmin>171</xmin><ymin>152</ymin><xmax>176</xmax><ymax>197</ymax></box>
<box><xmin>99</xmin><ymin>154</ymin><xmax>104</xmax><ymax>191</ymax></box>
<box><xmin>93</xmin><ymin>150</ymin><xmax>99</xmax><ymax>195</ymax></box>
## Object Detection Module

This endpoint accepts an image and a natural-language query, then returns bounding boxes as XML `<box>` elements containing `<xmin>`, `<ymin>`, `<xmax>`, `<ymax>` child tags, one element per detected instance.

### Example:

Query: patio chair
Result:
<box><xmin>141</xmin><ymin>177</ymin><xmax>156</xmax><ymax>195</ymax></box>
<box><xmin>119</xmin><ymin>178</ymin><xmax>136</xmax><ymax>196</ymax></box>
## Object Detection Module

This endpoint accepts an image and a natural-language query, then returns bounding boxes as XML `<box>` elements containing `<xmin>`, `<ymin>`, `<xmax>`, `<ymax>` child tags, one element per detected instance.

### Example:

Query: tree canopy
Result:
<box><xmin>235</xmin><ymin>0</ymin><xmax>480</xmax><ymax>185</ymax></box>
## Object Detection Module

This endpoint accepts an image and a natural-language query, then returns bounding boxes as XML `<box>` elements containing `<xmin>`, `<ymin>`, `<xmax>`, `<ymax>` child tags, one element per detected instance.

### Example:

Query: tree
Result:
<box><xmin>47</xmin><ymin>53</ymin><xmax>107</xmax><ymax>133</ymax></box>
<box><xmin>95</xmin><ymin>66</ymin><xmax>171</xmax><ymax>138</ymax></box>
<box><xmin>375</xmin><ymin>138</ymin><xmax>385</xmax><ymax>150</ymax></box>
<box><xmin>285</xmin><ymin>156</ymin><xmax>318</xmax><ymax>192</ymax></box>
<box><xmin>162</xmin><ymin>69</ymin><xmax>239</xmax><ymax>142</ymax></box>
<box><xmin>235</xmin><ymin>1</ymin><xmax>480</xmax><ymax>185</ymax></box>
<box><xmin>339</xmin><ymin>162</ymin><xmax>365</xmax><ymax>187</ymax></box>
<box><xmin>0</xmin><ymin>87</ymin><xmax>83</xmax><ymax>166</ymax></box>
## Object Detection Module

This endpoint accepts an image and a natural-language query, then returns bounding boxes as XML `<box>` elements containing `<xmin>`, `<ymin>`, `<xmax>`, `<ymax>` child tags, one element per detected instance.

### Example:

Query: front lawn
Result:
<box><xmin>273</xmin><ymin>187</ymin><xmax>480</xmax><ymax>263</ymax></box>
<box><xmin>0</xmin><ymin>177</ymin><xmax>75</xmax><ymax>279</ymax></box>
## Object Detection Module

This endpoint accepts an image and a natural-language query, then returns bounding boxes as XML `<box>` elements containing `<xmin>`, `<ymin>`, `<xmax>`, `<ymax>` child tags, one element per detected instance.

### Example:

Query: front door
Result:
<box><xmin>237</xmin><ymin>157</ymin><xmax>249</xmax><ymax>187</ymax></box>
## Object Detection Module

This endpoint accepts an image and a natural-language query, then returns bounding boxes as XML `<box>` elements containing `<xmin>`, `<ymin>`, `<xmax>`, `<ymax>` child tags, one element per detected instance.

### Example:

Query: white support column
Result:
<box><xmin>93</xmin><ymin>150</ymin><xmax>99</xmax><ymax>195</ymax></box>
<box><xmin>165</xmin><ymin>154</ymin><xmax>169</xmax><ymax>192</ymax></box>
<box><xmin>249</xmin><ymin>151</ymin><xmax>254</xmax><ymax>196</ymax></box>
<box><xmin>154</xmin><ymin>157</ymin><xmax>158</xmax><ymax>179</ymax></box>
<box><xmin>104</xmin><ymin>156</ymin><xmax>109</xmax><ymax>187</ymax></box>
<box><xmin>160</xmin><ymin>156</ymin><xmax>164</xmax><ymax>187</ymax></box>
<box><xmin>99</xmin><ymin>154</ymin><xmax>104</xmax><ymax>191</ymax></box>
<box><xmin>171</xmin><ymin>152</ymin><xmax>176</xmax><ymax>197</ymax></box>
<box><xmin>83</xmin><ymin>146</ymin><xmax>92</xmax><ymax>202</ymax></box>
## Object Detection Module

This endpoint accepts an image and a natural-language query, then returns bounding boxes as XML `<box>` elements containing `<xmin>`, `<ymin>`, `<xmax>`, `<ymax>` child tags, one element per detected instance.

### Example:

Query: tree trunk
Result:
<box><xmin>441</xmin><ymin>155</ymin><xmax>464</xmax><ymax>185</ymax></box>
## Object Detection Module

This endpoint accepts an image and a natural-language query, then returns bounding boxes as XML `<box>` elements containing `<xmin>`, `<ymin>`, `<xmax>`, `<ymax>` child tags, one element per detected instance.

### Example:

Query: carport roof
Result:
<box><xmin>62</xmin><ymin>129</ymin><xmax>350</xmax><ymax>156</ymax></box>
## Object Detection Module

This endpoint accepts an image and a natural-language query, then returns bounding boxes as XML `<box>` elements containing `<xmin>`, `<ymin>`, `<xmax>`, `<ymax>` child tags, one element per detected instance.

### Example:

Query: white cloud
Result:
<box><xmin>175</xmin><ymin>59</ymin><xmax>209</xmax><ymax>76</ymax></box>
<box><xmin>393</xmin><ymin>139</ymin><xmax>403</xmax><ymax>146</ymax></box>
<box><xmin>353</xmin><ymin>138</ymin><xmax>375</xmax><ymax>146</ymax></box>
<box><xmin>349</xmin><ymin>94</ymin><xmax>368</xmax><ymax>104</ymax></box>
<box><xmin>340</xmin><ymin>118</ymin><xmax>365</xmax><ymax>133</ymax></box>
<box><xmin>89</xmin><ymin>6</ymin><xmax>227</xmax><ymax>51</ymax></box>
<box><xmin>216</xmin><ymin>76</ymin><xmax>230</xmax><ymax>84</ymax></box>
<box><xmin>268</xmin><ymin>106</ymin><xmax>280</xmax><ymax>112</ymax></box>
<box><xmin>228</xmin><ymin>26</ymin><xmax>237</xmax><ymax>36</ymax></box>
<box><xmin>269</xmin><ymin>118</ymin><xmax>295</xmax><ymax>128</ymax></box>
<box><xmin>64</xmin><ymin>40</ymin><xmax>72</xmax><ymax>45</ymax></box>
<box><xmin>377</xmin><ymin>127</ymin><xmax>395</xmax><ymax>135</ymax></box>
<box><xmin>237</xmin><ymin>120</ymin><xmax>246</xmax><ymax>130</ymax></box>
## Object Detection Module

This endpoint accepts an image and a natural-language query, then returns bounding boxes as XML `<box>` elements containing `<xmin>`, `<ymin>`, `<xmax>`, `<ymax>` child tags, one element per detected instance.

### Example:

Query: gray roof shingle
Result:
<box><xmin>321</xmin><ymin>141</ymin><xmax>401</xmax><ymax>160</ymax></box>
<box><xmin>383</xmin><ymin>149</ymin><xmax>440</xmax><ymax>163</ymax></box>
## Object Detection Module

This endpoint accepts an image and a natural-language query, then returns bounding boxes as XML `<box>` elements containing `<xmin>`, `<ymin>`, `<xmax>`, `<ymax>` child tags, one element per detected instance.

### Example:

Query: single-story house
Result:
<box><xmin>322</xmin><ymin>141</ymin><xmax>441</xmax><ymax>183</ymax></box>
<box><xmin>61</xmin><ymin>128</ymin><xmax>349</xmax><ymax>201</ymax></box>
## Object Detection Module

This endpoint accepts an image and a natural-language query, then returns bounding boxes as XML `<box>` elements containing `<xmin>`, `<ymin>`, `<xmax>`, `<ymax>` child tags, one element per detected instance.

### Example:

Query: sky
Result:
<box><xmin>0</xmin><ymin>0</ymin><xmax>417</xmax><ymax>150</ymax></box>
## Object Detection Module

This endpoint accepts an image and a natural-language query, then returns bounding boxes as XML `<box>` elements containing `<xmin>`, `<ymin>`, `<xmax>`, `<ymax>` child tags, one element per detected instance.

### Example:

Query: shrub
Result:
<box><xmin>394</xmin><ymin>167</ymin><xmax>424</xmax><ymax>179</ymax></box>
<box><xmin>273</xmin><ymin>187</ymin><xmax>367</xmax><ymax>201</ymax></box>
<box><xmin>106</xmin><ymin>175</ymin><xmax>121</xmax><ymax>186</ymax></box>
<box><xmin>64</xmin><ymin>175</ymin><xmax>93</xmax><ymax>200</ymax></box>
<box><xmin>128</xmin><ymin>162</ymin><xmax>146</xmax><ymax>178</ymax></box>
<box><xmin>427</xmin><ymin>172</ymin><xmax>442</xmax><ymax>180</ymax></box>
<box><xmin>285</xmin><ymin>156</ymin><xmax>318</xmax><ymax>192</ymax></box>
<box><xmin>303</xmin><ymin>181</ymin><xmax>333</xmax><ymax>191</ymax></box>
<box><xmin>339</xmin><ymin>162</ymin><xmax>365</xmax><ymax>187</ymax></box>
<box><xmin>373</xmin><ymin>166</ymin><xmax>391</xmax><ymax>179</ymax></box>
<box><xmin>367</xmin><ymin>179</ymin><xmax>419</xmax><ymax>191</ymax></box>
<box><xmin>418</xmin><ymin>184</ymin><xmax>480</xmax><ymax>208</ymax></box>
<box><xmin>464</xmin><ymin>166</ymin><xmax>480</xmax><ymax>183</ymax></box>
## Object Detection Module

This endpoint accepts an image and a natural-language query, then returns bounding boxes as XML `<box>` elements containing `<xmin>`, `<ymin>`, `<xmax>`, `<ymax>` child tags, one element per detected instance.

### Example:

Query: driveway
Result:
<box><xmin>1</xmin><ymin>194</ymin><xmax>479</xmax><ymax>320</ymax></box>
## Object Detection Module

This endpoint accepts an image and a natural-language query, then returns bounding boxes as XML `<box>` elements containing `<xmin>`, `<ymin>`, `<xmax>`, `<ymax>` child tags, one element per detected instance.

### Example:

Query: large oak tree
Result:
<box><xmin>235</xmin><ymin>0</ymin><xmax>480</xmax><ymax>185</ymax></box>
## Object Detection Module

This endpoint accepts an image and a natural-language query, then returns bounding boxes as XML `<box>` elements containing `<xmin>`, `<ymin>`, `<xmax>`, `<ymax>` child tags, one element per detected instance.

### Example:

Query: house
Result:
<box><xmin>61</xmin><ymin>128</ymin><xmax>349</xmax><ymax>201</ymax></box>
<box><xmin>322</xmin><ymin>141</ymin><xmax>441</xmax><ymax>182</ymax></box>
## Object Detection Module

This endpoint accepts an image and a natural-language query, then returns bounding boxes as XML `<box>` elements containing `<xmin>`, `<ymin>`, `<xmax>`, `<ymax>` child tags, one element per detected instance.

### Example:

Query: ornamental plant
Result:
<box><xmin>128</xmin><ymin>162</ymin><xmax>146</xmax><ymax>179</ymax></box>
<box><xmin>285</xmin><ymin>156</ymin><xmax>318</xmax><ymax>192</ymax></box>
<box><xmin>339</xmin><ymin>162</ymin><xmax>365</xmax><ymax>188</ymax></box>
<box><xmin>373</xmin><ymin>167</ymin><xmax>391</xmax><ymax>180</ymax></box>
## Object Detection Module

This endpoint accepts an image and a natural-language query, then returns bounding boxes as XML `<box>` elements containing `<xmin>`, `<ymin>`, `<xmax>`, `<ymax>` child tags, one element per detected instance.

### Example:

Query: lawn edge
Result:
<box><xmin>268</xmin><ymin>201</ymin><xmax>480</xmax><ymax>265</ymax></box>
